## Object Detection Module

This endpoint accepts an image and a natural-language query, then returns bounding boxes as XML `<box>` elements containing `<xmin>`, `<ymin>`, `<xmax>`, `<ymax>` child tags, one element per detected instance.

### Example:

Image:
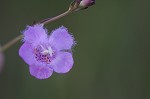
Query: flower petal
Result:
<box><xmin>29</xmin><ymin>65</ymin><xmax>53</xmax><ymax>79</ymax></box>
<box><xmin>49</xmin><ymin>26</ymin><xmax>74</xmax><ymax>50</ymax></box>
<box><xmin>51</xmin><ymin>52</ymin><xmax>74</xmax><ymax>73</ymax></box>
<box><xmin>23</xmin><ymin>24</ymin><xmax>48</xmax><ymax>46</ymax></box>
<box><xmin>19</xmin><ymin>42</ymin><xmax>35</xmax><ymax>65</ymax></box>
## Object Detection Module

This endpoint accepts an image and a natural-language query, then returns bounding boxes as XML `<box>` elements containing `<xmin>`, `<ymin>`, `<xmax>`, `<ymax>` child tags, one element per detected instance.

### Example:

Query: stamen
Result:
<box><xmin>34</xmin><ymin>46</ymin><xmax>55</xmax><ymax>64</ymax></box>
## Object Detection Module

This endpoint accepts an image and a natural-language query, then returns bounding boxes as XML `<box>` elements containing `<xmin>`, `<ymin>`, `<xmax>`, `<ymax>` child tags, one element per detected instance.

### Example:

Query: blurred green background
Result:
<box><xmin>0</xmin><ymin>0</ymin><xmax>150</xmax><ymax>99</ymax></box>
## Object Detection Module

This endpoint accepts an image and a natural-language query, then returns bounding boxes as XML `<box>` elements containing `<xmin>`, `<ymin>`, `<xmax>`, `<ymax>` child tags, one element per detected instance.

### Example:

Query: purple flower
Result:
<box><xmin>19</xmin><ymin>24</ymin><xmax>75</xmax><ymax>79</ymax></box>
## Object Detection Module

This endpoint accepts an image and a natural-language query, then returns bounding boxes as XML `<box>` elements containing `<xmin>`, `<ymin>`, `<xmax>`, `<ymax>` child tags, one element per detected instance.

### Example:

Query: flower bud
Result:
<box><xmin>69</xmin><ymin>0</ymin><xmax>95</xmax><ymax>12</ymax></box>
<box><xmin>79</xmin><ymin>0</ymin><xmax>95</xmax><ymax>9</ymax></box>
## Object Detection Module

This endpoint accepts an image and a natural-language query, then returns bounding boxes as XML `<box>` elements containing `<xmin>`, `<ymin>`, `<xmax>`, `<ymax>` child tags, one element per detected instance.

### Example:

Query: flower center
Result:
<box><xmin>34</xmin><ymin>45</ymin><xmax>55</xmax><ymax>64</ymax></box>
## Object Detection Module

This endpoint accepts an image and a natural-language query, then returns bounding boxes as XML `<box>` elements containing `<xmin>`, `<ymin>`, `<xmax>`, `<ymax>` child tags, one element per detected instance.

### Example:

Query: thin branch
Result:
<box><xmin>40</xmin><ymin>10</ymin><xmax>71</xmax><ymax>25</ymax></box>
<box><xmin>0</xmin><ymin>35</ymin><xmax>23</xmax><ymax>52</ymax></box>
<box><xmin>0</xmin><ymin>9</ymin><xmax>73</xmax><ymax>52</ymax></box>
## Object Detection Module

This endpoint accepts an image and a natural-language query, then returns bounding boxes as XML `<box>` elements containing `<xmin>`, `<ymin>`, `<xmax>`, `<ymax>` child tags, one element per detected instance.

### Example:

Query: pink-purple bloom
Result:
<box><xmin>19</xmin><ymin>24</ymin><xmax>75</xmax><ymax>79</ymax></box>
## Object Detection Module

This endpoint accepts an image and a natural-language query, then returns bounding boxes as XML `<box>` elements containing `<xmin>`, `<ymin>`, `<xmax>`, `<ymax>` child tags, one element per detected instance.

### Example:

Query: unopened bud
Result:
<box><xmin>69</xmin><ymin>0</ymin><xmax>95</xmax><ymax>12</ymax></box>
<box><xmin>79</xmin><ymin>0</ymin><xmax>95</xmax><ymax>9</ymax></box>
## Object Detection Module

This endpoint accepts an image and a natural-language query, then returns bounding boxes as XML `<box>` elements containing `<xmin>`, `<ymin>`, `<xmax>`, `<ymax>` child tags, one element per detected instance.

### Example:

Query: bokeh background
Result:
<box><xmin>0</xmin><ymin>0</ymin><xmax>150</xmax><ymax>99</ymax></box>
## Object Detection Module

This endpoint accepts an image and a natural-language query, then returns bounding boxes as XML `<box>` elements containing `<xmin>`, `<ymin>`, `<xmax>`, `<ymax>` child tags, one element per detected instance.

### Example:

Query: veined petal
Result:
<box><xmin>29</xmin><ymin>65</ymin><xmax>53</xmax><ymax>79</ymax></box>
<box><xmin>49</xmin><ymin>26</ymin><xmax>74</xmax><ymax>50</ymax></box>
<box><xmin>51</xmin><ymin>52</ymin><xmax>74</xmax><ymax>73</ymax></box>
<box><xmin>19</xmin><ymin>42</ymin><xmax>35</xmax><ymax>65</ymax></box>
<box><xmin>23</xmin><ymin>24</ymin><xmax>48</xmax><ymax>46</ymax></box>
